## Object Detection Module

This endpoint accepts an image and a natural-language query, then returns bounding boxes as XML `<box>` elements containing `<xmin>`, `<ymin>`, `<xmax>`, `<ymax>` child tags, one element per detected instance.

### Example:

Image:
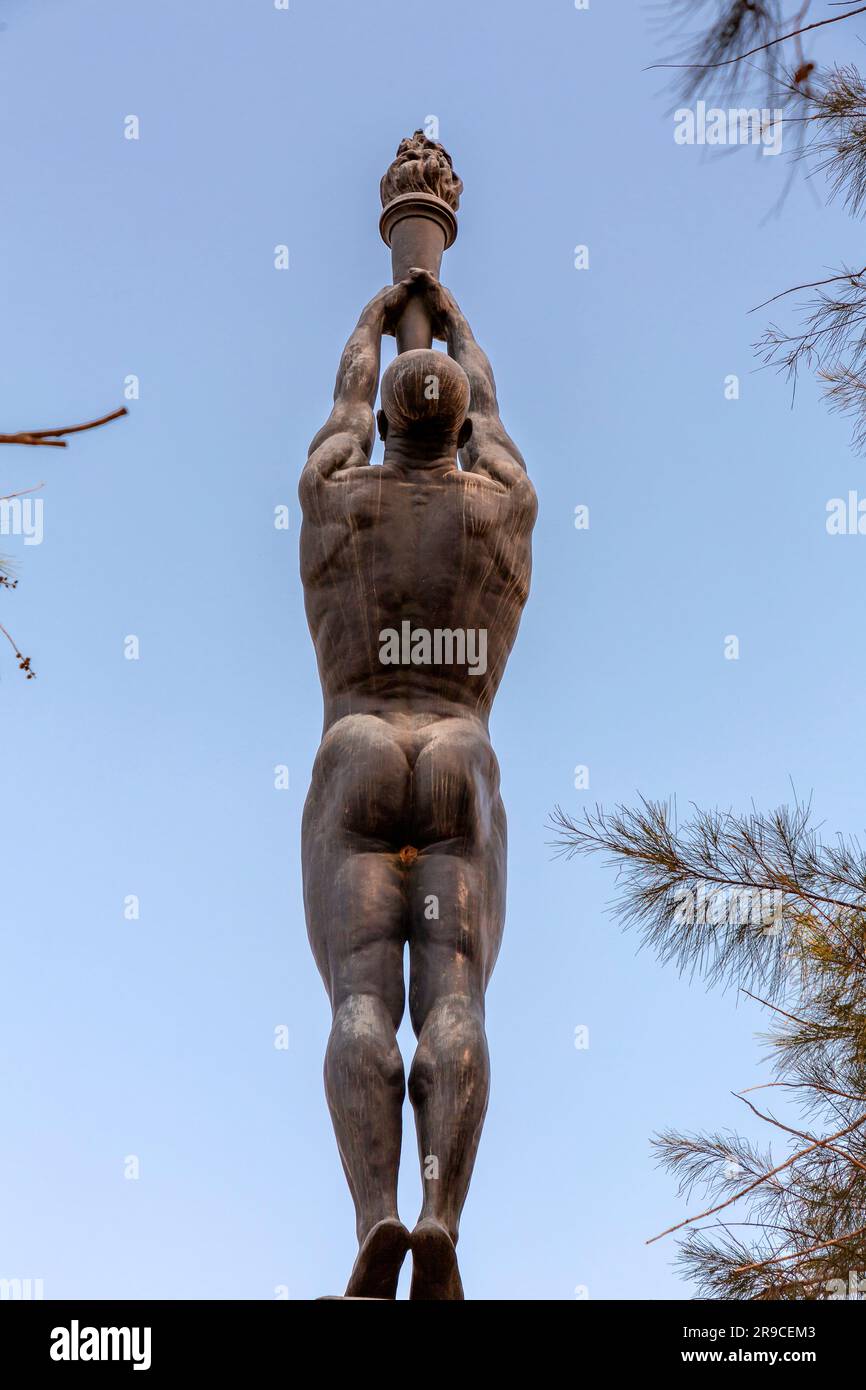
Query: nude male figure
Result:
<box><xmin>299</xmin><ymin>269</ymin><xmax>536</xmax><ymax>1299</ymax></box>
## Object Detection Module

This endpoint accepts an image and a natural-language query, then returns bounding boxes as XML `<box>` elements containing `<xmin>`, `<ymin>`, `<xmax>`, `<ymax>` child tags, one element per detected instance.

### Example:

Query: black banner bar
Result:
<box><xmin>0</xmin><ymin>1297</ymin><xmax>859</xmax><ymax>1375</ymax></box>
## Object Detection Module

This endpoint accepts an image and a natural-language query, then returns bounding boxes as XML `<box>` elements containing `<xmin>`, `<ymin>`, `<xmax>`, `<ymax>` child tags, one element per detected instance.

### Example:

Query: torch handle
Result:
<box><xmin>388</xmin><ymin>215</ymin><xmax>447</xmax><ymax>353</ymax></box>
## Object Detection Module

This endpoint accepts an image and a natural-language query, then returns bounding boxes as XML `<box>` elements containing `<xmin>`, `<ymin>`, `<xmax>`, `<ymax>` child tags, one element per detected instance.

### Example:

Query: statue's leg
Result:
<box><xmin>405</xmin><ymin>720</ymin><xmax>507</xmax><ymax>1299</ymax></box>
<box><xmin>302</xmin><ymin>716</ymin><xmax>412</xmax><ymax>1297</ymax></box>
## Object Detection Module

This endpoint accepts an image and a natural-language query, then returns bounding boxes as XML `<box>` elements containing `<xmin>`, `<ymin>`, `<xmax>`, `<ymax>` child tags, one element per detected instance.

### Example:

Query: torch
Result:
<box><xmin>379</xmin><ymin>132</ymin><xmax>462</xmax><ymax>354</ymax></box>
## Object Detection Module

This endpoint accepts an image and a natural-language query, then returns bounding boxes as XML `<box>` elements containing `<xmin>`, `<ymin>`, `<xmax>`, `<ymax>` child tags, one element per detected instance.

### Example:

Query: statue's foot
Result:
<box><xmin>344</xmin><ymin>1218</ymin><xmax>410</xmax><ymax>1300</ymax></box>
<box><xmin>409</xmin><ymin>1218</ymin><xmax>465</xmax><ymax>1300</ymax></box>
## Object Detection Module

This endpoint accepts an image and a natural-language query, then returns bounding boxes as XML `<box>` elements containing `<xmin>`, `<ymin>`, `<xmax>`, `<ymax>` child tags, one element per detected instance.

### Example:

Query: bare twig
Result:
<box><xmin>0</xmin><ymin>482</ymin><xmax>45</xmax><ymax>502</ymax></box>
<box><xmin>750</xmin><ymin>265</ymin><xmax>866</xmax><ymax>314</ymax></box>
<box><xmin>649</xmin><ymin>5</ymin><xmax>866</xmax><ymax>77</ymax></box>
<box><xmin>0</xmin><ymin>406</ymin><xmax>127</xmax><ymax>448</ymax></box>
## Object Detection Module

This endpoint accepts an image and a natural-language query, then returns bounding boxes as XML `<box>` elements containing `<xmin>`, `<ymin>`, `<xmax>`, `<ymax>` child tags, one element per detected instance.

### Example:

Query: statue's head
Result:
<box><xmin>378</xmin><ymin>349</ymin><xmax>472</xmax><ymax>457</ymax></box>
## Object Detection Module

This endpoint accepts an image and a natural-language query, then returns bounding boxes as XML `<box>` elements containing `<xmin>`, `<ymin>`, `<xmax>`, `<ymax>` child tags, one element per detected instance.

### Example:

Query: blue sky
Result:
<box><xmin>1</xmin><ymin>0</ymin><xmax>863</xmax><ymax>1300</ymax></box>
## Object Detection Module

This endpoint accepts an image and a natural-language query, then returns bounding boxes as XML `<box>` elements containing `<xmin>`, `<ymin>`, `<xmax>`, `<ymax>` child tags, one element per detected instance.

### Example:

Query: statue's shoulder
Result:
<box><xmin>513</xmin><ymin>470</ymin><xmax>538</xmax><ymax>530</ymax></box>
<box><xmin>299</xmin><ymin>456</ymin><xmax>385</xmax><ymax>525</ymax></box>
<box><xmin>484</xmin><ymin>458</ymin><xmax>538</xmax><ymax>524</ymax></box>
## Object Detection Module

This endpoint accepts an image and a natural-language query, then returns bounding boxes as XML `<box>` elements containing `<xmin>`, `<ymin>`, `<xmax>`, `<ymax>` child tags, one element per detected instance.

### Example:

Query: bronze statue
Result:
<box><xmin>299</xmin><ymin>134</ymin><xmax>536</xmax><ymax>1300</ymax></box>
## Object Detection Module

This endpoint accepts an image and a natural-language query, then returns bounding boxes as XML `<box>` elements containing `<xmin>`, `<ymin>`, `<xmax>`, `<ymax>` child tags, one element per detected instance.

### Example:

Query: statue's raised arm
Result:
<box><xmin>408</xmin><ymin>267</ymin><xmax>528</xmax><ymax>481</ymax></box>
<box><xmin>303</xmin><ymin>279</ymin><xmax>413</xmax><ymax>483</ymax></box>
